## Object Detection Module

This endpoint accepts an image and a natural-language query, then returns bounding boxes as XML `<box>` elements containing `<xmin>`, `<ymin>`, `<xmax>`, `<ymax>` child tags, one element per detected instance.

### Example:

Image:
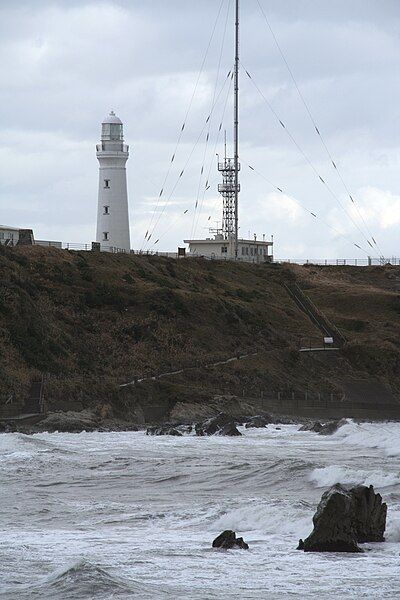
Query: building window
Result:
<box><xmin>0</xmin><ymin>233</ymin><xmax>4</xmax><ymax>240</ymax></box>
<box><xmin>250</xmin><ymin>247</ymin><xmax>254</xmax><ymax>256</ymax></box>
<box><xmin>103</xmin><ymin>232</ymin><xmax>109</xmax><ymax>241</ymax></box>
<box><xmin>221</xmin><ymin>246</ymin><xmax>227</xmax><ymax>254</ymax></box>
<box><xmin>104</xmin><ymin>179</ymin><xmax>110</xmax><ymax>189</ymax></box>
<box><xmin>245</xmin><ymin>247</ymin><xmax>249</xmax><ymax>255</ymax></box>
<box><xmin>241</xmin><ymin>247</ymin><xmax>245</xmax><ymax>255</ymax></box>
<box><xmin>103</xmin><ymin>206</ymin><xmax>109</xmax><ymax>215</ymax></box>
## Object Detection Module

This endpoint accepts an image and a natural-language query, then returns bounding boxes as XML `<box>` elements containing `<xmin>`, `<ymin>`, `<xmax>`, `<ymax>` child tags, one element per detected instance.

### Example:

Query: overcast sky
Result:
<box><xmin>0</xmin><ymin>0</ymin><xmax>399</xmax><ymax>259</ymax></box>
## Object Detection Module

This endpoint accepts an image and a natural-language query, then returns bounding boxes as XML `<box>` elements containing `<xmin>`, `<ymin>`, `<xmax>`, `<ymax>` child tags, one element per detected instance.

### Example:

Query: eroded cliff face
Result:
<box><xmin>0</xmin><ymin>245</ymin><xmax>398</xmax><ymax>419</ymax></box>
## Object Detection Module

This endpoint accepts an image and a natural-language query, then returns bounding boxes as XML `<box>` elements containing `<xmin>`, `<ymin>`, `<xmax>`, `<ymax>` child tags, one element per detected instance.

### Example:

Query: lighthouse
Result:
<box><xmin>96</xmin><ymin>111</ymin><xmax>130</xmax><ymax>252</ymax></box>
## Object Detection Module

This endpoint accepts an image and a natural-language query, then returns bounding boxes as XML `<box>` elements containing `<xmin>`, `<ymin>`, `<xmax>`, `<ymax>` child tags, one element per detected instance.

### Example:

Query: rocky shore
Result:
<box><xmin>1</xmin><ymin>403</ymin><xmax>355</xmax><ymax>436</ymax></box>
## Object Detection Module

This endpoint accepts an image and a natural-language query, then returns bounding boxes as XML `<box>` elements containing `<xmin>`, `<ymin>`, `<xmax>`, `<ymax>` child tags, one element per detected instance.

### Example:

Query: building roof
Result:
<box><xmin>102</xmin><ymin>110</ymin><xmax>122</xmax><ymax>125</ymax></box>
<box><xmin>184</xmin><ymin>237</ymin><xmax>273</xmax><ymax>246</ymax></box>
<box><xmin>0</xmin><ymin>225</ymin><xmax>20</xmax><ymax>231</ymax></box>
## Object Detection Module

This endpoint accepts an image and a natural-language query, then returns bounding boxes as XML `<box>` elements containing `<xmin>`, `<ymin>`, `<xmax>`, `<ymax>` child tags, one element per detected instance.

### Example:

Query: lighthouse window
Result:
<box><xmin>103</xmin><ymin>232</ymin><xmax>109</xmax><ymax>241</ymax></box>
<box><xmin>103</xmin><ymin>206</ymin><xmax>109</xmax><ymax>215</ymax></box>
<box><xmin>104</xmin><ymin>179</ymin><xmax>110</xmax><ymax>189</ymax></box>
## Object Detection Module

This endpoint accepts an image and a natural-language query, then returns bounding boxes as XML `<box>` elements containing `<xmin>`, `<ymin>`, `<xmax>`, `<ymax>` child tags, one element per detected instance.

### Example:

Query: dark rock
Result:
<box><xmin>146</xmin><ymin>426</ymin><xmax>182</xmax><ymax>436</ymax></box>
<box><xmin>235</xmin><ymin>537</ymin><xmax>249</xmax><ymax>549</ymax></box>
<box><xmin>212</xmin><ymin>530</ymin><xmax>249</xmax><ymax>550</ymax></box>
<box><xmin>299</xmin><ymin>483</ymin><xmax>387</xmax><ymax>553</ymax></box>
<box><xmin>351</xmin><ymin>485</ymin><xmax>387</xmax><ymax>542</ymax></box>
<box><xmin>300</xmin><ymin>484</ymin><xmax>362</xmax><ymax>553</ymax></box>
<box><xmin>217</xmin><ymin>423</ymin><xmax>242</xmax><ymax>436</ymax></box>
<box><xmin>299</xmin><ymin>421</ymin><xmax>323</xmax><ymax>433</ymax></box>
<box><xmin>195</xmin><ymin>412</ymin><xmax>241</xmax><ymax>436</ymax></box>
<box><xmin>245</xmin><ymin>415</ymin><xmax>272</xmax><ymax>429</ymax></box>
<box><xmin>175</xmin><ymin>424</ymin><xmax>192</xmax><ymax>434</ymax></box>
<box><xmin>34</xmin><ymin>410</ymin><xmax>99</xmax><ymax>433</ymax></box>
<box><xmin>318</xmin><ymin>418</ymin><xmax>348</xmax><ymax>436</ymax></box>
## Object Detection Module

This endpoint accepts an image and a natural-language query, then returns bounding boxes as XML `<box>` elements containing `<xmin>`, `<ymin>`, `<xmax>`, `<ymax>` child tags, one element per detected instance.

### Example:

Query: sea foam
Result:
<box><xmin>309</xmin><ymin>465</ymin><xmax>399</xmax><ymax>489</ymax></box>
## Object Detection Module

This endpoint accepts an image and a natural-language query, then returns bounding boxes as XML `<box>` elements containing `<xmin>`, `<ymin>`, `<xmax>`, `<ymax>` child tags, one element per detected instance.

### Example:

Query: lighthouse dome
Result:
<box><xmin>101</xmin><ymin>111</ymin><xmax>123</xmax><ymax>141</ymax></box>
<box><xmin>102</xmin><ymin>110</ymin><xmax>122</xmax><ymax>125</ymax></box>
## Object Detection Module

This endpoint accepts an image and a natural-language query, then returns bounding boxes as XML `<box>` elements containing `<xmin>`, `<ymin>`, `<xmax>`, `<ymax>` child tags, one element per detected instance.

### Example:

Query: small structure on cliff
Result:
<box><xmin>0</xmin><ymin>225</ymin><xmax>34</xmax><ymax>246</ymax></box>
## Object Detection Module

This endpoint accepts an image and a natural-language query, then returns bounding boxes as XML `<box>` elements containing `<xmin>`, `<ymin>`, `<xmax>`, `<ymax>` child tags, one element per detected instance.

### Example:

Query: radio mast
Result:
<box><xmin>218</xmin><ymin>0</ymin><xmax>240</xmax><ymax>258</ymax></box>
<box><xmin>233</xmin><ymin>0</ymin><xmax>239</xmax><ymax>259</ymax></box>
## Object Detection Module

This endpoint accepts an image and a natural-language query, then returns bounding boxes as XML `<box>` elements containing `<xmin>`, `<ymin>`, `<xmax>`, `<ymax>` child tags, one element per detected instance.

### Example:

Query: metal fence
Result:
<box><xmin>276</xmin><ymin>257</ymin><xmax>400</xmax><ymax>266</ymax></box>
<box><xmin>9</xmin><ymin>240</ymin><xmax>400</xmax><ymax>266</ymax></box>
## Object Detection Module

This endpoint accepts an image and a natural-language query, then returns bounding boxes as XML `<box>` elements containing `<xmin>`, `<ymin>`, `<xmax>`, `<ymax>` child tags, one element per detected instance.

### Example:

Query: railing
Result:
<box><xmin>276</xmin><ymin>257</ymin><xmax>400</xmax><ymax>266</ymax></box>
<box><xmin>284</xmin><ymin>282</ymin><xmax>347</xmax><ymax>347</ymax></box>
<box><xmin>95</xmin><ymin>143</ymin><xmax>129</xmax><ymax>153</ymax></box>
<box><xmin>218</xmin><ymin>159</ymin><xmax>241</xmax><ymax>171</ymax></box>
<box><xmin>8</xmin><ymin>241</ymin><xmax>399</xmax><ymax>267</ymax></box>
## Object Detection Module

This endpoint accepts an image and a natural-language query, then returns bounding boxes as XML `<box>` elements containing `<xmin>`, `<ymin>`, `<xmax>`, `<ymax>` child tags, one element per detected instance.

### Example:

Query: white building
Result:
<box><xmin>184</xmin><ymin>234</ymin><xmax>273</xmax><ymax>263</ymax></box>
<box><xmin>96</xmin><ymin>111</ymin><xmax>130</xmax><ymax>252</ymax></box>
<box><xmin>0</xmin><ymin>225</ymin><xmax>20</xmax><ymax>245</ymax></box>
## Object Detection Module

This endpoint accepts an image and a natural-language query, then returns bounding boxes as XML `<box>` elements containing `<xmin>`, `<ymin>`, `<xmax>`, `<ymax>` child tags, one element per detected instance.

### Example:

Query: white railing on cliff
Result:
<box><xmin>22</xmin><ymin>241</ymin><xmax>400</xmax><ymax>266</ymax></box>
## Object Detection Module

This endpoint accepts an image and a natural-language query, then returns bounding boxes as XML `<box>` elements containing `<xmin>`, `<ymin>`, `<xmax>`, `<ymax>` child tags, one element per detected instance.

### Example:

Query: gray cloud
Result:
<box><xmin>0</xmin><ymin>0</ymin><xmax>399</xmax><ymax>258</ymax></box>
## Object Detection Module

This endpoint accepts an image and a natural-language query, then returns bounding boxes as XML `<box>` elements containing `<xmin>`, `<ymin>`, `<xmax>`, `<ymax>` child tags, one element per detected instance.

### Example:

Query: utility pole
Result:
<box><xmin>234</xmin><ymin>0</ymin><xmax>239</xmax><ymax>259</ymax></box>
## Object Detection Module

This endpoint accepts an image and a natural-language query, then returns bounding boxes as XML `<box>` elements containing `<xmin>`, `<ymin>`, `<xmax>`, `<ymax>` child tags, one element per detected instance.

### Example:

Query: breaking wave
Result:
<box><xmin>331</xmin><ymin>419</ymin><xmax>400</xmax><ymax>457</ymax></box>
<box><xmin>309</xmin><ymin>465</ymin><xmax>400</xmax><ymax>489</ymax></box>
<box><xmin>0</xmin><ymin>560</ymin><xmax>171</xmax><ymax>600</ymax></box>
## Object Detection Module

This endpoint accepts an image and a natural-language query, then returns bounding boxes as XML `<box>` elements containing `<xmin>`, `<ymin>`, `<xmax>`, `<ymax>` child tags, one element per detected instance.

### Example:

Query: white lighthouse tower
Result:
<box><xmin>96</xmin><ymin>111</ymin><xmax>130</xmax><ymax>252</ymax></box>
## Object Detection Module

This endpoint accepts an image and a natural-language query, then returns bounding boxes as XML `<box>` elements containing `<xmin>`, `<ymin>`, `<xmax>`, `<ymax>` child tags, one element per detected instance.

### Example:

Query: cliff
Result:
<box><xmin>0</xmin><ymin>245</ymin><xmax>399</xmax><ymax>422</ymax></box>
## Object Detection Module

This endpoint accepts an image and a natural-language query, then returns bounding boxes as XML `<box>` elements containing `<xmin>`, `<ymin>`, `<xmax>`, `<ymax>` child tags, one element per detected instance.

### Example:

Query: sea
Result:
<box><xmin>0</xmin><ymin>420</ymin><xmax>399</xmax><ymax>599</ymax></box>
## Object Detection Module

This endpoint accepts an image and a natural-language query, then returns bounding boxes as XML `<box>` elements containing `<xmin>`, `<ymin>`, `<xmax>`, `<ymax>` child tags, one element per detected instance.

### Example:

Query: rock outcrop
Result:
<box><xmin>245</xmin><ymin>415</ymin><xmax>272</xmax><ymax>429</ymax></box>
<box><xmin>299</xmin><ymin>421</ymin><xmax>323</xmax><ymax>433</ymax></box>
<box><xmin>318</xmin><ymin>418</ymin><xmax>348</xmax><ymax>436</ymax></box>
<box><xmin>195</xmin><ymin>413</ymin><xmax>242</xmax><ymax>436</ymax></box>
<box><xmin>298</xmin><ymin>483</ymin><xmax>387</xmax><ymax>552</ymax></box>
<box><xmin>146</xmin><ymin>425</ymin><xmax>182</xmax><ymax>436</ymax></box>
<box><xmin>351</xmin><ymin>484</ymin><xmax>387</xmax><ymax>542</ymax></box>
<box><xmin>212</xmin><ymin>530</ymin><xmax>249</xmax><ymax>550</ymax></box>
<box><xmin>217</xmin><ymin>423</ymin><xmax>242</xmax><ymax>436</ymax></box>
<box><xmin>33</xmin><ymin>410</ymin><xmax>100</xmax><ymax>433</ymax></box>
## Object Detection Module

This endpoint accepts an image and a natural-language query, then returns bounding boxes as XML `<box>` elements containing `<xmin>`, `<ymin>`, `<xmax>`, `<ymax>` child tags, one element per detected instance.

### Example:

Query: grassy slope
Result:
<box><xmin>290</xmin><ymin>264</ymin><xmax>400</xmax><ymax>394</ymax></box>
<box><xmin>0</xmin><ymin>245</ymin><xmax>399</xmax><ymax>416</ymax></box>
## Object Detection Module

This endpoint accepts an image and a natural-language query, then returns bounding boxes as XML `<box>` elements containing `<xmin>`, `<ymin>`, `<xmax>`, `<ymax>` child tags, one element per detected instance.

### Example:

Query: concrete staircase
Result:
<box><xmin>284</xmin><ymin>282</ymin><xmax>347</xmax><ymax>347</ymax></box>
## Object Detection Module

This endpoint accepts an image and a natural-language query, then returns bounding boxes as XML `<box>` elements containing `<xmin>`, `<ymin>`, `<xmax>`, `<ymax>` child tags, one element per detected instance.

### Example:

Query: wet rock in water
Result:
<box><xmin>318</xmin><ymin>418</ymin><xmax>348</xmax><ymax>436</ymax></box>
<box><xmin>299</xmin><ymin>483</ymin><xmax>387</xmax><ymax>553</ymax></box>
<box><xmin>35</xmin><ymin>410</ymin><xmax>99</xmax><ymax>433</ymax></box>
<box><xmin>195</xmin><ymin>412</ymin><xmax>241</xmax><ymax>436</ymax></box>
<box><xmin>212</xmin><ymin>530</ymin><xmax>249</xmax><ymax>550</ymax></box>
<box><xmin>146</xmin><ymin>426</ymin><xmax>182</xmax><ymax>436</ymax></box>
<box><xmin>175</xmin><ymin>424</ymin><xmax>192</xmax><ymax>434</ymax></box>
<box><xmin>299</xmin><ymin>484</ymin><xmax>362</xmax><ymax>553</ymax></box>
<box><xmin>245</xmin><ymin>415</ymin><xmax>272</xmax><ymax>429</ymax></box>
<box><xmin>217</xmin><ymin>423</ymin><xmax>242</xmax><ymax>436</ymax></box>
<box><xmin>299</xmin><ymin>421</ymin><xmax>323</xmax><ymax>433</ymax></box>
<box><xmin>0</xmin><ymin>421</ymin><xmax>11</xmax><ymax>433</ymax></box>
<box><xmin>351</xmin><ymin>485</ymin><xmax>387</xmax><ymax>542</ymax></box>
